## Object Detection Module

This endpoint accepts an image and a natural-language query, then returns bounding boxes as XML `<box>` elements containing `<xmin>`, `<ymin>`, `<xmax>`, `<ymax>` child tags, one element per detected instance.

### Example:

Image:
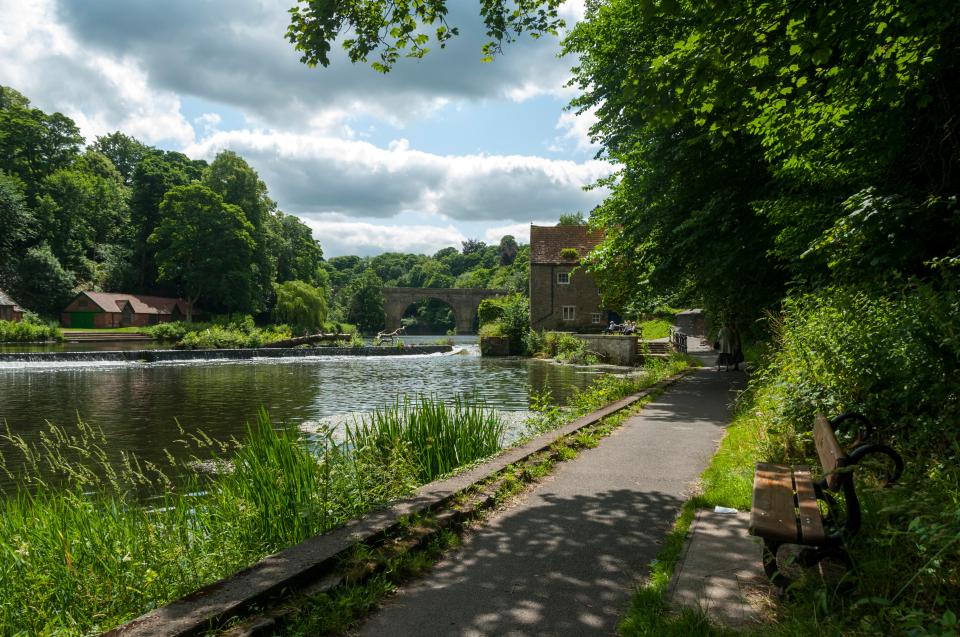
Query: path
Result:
<box><xmin>352</xmin><ymin>366</ymin><xmax>744</xmax><ymax>636</ymax></box>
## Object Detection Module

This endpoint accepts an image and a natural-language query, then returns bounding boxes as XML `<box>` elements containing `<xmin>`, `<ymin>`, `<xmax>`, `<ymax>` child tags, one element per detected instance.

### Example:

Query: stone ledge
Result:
<box><xmin>105</xmin><ymin>370</ymin><xmax>691</xmax><ymax>637</ymax></box>
<box><xmin>0</xmin><ymin>345</ymin><xmax>452</xmax><ymax>363</ymax></box>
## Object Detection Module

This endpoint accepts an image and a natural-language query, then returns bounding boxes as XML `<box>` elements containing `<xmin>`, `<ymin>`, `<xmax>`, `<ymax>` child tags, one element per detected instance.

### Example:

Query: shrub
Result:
<box><xmin>559</xmin><ymin>247</ymin><xmax>580</xmax><ymax>261</ymax></box>
<box><xmin>0</xmin><ymin>319</ymin><xmax>62</xmax><ymax>343</ymax></box>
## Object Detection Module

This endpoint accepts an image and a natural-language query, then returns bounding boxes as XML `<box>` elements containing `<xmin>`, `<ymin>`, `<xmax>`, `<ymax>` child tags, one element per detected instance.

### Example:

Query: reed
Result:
<box><xmin>0</xmin><ymin>397</ymin><xmax>503</xmax><ymax>636</ymax></box>
<box><xmin>346</xmin><ymin>395</ymin><xmax>504</xmax><ymax>483</ymax></box>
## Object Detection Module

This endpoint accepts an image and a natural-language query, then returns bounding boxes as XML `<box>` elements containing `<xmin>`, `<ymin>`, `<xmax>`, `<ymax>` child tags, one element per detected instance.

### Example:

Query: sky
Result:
<box><xmin>0</xmin><ymin>0</ymin><xmax>613</xmax><ymax>257</ymax></box>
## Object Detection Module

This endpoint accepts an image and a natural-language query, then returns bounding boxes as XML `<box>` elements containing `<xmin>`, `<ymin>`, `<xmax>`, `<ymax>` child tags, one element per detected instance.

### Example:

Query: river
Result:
<box><xmin>0</xmin><ymin>337</ymin><xmax>625</xmax><ymax>492</ymax></box>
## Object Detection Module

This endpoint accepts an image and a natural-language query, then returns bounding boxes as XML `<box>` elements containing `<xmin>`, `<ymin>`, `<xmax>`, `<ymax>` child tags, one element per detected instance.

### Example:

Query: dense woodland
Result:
<box><xmin>0</xmin><ymin>85</ymin><xmax>529</xmax><ymax>333</ymax></box>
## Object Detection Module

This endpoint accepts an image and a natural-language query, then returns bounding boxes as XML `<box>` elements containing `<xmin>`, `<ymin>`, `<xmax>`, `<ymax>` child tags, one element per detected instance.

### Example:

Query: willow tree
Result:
<box><xmin>273</xmin><ymin>279</ymin><xmax>329</xmax><ymax>335</ymax></box>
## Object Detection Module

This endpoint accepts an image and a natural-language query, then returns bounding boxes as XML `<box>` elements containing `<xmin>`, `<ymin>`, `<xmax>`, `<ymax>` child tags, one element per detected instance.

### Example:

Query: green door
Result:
<box><xmin>70</xmin><ymin>312</ymin><xmax>96</xmax><ymax>328</ymax></box>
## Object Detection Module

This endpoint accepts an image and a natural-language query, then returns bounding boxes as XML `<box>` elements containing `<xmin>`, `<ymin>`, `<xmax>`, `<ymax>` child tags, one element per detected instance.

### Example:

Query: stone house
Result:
<box><xmin>0</xmin><ymin>288</ymin><xmax>25</xmax><ymax>322</ymax></box>
<box><xmin>61</xmin><ymin>292</ymin><xmax>194</xmax><ymax>328</ymax></box>
<box><xmin>529</xmin><ymin>225</ymin><xmax>608</xmax><ymax>331</ymax></box>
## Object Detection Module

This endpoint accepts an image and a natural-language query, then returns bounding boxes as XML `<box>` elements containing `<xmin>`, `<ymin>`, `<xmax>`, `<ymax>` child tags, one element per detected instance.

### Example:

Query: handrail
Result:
<box><xmin>670</xmin><ymin>327</ymin><xmax>688</xmax><ymax>353</ymax></box>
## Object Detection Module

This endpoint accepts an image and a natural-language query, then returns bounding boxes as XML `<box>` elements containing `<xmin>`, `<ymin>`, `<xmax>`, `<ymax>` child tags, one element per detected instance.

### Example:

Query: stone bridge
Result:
<box><xmin>383</xmin><ymin>287</ymin><xmax>509</xmax><ymax>334</ymax></box>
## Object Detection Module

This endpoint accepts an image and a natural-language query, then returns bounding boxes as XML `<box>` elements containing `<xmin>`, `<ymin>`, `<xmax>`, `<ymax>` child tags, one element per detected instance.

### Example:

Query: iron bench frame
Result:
<box><xmin>749</xmin><ymin>412</ymin><xmax>904</xmax><ymax>591</ymax></box>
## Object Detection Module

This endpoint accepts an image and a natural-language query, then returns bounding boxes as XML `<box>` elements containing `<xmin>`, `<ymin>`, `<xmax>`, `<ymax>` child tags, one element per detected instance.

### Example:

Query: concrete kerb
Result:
<box><xmin>105</xmin><ymin>369</ymin><xmax>693</xmax><ymax>637</ymax></box>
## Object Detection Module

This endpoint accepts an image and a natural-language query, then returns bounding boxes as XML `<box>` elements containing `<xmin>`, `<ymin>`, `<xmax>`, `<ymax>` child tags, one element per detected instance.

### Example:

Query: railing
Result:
<box><xmin>670</xmin><ymin>328</ymin><xmax>688</xmax><ymax>353</ymax></box>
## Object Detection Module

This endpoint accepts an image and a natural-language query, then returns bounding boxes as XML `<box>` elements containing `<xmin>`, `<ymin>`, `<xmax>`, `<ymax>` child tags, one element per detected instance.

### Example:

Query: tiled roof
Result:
<box><xmin>75</xmin><ymin>292</ymin><xmax>193</xmax><ymax>315</ymax></box>
<box><xmin>0</xmin><ymin>288</ymin><xmax>23</xmax><ymax>311</ymax></box>
<box><xmin>529</xmin><ymin>225</ymin><xmax>605</xmax><ymax>264</ymax></box>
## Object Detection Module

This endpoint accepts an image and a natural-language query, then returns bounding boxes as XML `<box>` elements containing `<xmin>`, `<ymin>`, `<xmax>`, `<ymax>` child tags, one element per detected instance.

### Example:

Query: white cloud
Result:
<box><xmin>299</xmin><ymin>215</ymin><xmax>465</xmax><ymax>257</ymax></box>
<box><xmin>0</xmin><ymin>0</ymin><xmax>195</xmax><ymax>145</ymax></box>
<box><xmin>183</xmin><ymin>129</ymin><xmax>613</xmax><ymax>221</ymax></box>
<box><xmin>482</xmin><ymin>221</ymin><xmax>555</xmax><ymax>244</ymax></box>
<box><xmin>49</xmin><ymin>0</ymin><xmax>578</xmax><ymax>132</ymax></box>
<box><xmin>556</xmin><ymin>105</ymin><xmax>599</xmax><ymax>153</ymax></box>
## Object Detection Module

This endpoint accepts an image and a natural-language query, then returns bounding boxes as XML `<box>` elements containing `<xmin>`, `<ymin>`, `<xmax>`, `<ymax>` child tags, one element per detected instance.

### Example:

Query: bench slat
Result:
<box><xmin>814</xmin><ymin>414</ymin><xmax>845</xmax><ymax>490</ymax></box>
<box><xmin>793</xmin><ymin>466</ymin><xmax>826</xmax><ymax>544</ymax></box>
<box><xmin>750</xmin><ymin>463</ymin><xmax>800</xmax><ymax>542</ymax></box>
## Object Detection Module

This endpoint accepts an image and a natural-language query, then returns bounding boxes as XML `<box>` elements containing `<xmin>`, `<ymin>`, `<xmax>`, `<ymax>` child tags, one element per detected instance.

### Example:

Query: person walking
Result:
<box><xmin>716</xmin><ymin>323</ymin><xmax>735</xmax><ymax>371</ymax></box>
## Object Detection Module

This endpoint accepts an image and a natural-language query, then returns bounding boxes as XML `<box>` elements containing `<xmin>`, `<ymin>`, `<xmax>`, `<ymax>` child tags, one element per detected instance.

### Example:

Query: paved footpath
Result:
<box><xmin>352</xmin><ymin>367</ymin><xmax>745</xmax><ymax>637</ymax></box>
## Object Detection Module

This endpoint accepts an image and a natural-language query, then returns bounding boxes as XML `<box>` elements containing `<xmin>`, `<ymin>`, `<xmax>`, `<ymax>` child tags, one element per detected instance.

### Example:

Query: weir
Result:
<box><xmin>0</xmin><ymin>345</ymin><xmax>453</xmax><ymax>363</ymax></box>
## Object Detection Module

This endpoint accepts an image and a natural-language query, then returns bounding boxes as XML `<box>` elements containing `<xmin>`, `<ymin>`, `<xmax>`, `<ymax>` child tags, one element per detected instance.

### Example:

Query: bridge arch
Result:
<box><xmin>383</xmin><ymin>288</ymin><xmax>509</xmax><ymax>334</ymax></box>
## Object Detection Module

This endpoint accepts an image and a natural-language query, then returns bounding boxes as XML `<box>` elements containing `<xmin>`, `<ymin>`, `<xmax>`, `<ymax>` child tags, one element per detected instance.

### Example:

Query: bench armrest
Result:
<box><xmin>829</xmin><ymin>412</ymin><xmax>875</xmax><ymax>445</ymax></box>
<box><xmin>845</xmin><ymin>443</ymin><xmax>904</xmax><ymax>487</ymax></box>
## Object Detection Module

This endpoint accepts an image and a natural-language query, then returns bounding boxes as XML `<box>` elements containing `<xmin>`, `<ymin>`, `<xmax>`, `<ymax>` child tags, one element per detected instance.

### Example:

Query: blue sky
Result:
<box><xmin>0</xmin><ymin>0</ymin><xmax>611</xmax><ymax>256</ymax></box>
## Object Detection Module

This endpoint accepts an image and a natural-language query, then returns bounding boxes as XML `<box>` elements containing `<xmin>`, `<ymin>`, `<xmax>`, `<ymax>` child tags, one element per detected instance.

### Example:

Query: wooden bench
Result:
<box><xmin>749</xmin><ymin>412</ymin><xmax>904</xmax><ymax>590</ymax></box>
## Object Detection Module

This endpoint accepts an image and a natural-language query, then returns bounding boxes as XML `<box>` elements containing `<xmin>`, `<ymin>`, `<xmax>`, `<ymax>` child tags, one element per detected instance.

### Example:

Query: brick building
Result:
<box><xmin>61</xmin><ymin>292</ymin><xmax>194</xmax><ymax>328</ymax></box>
<box><xmin>0</xmin><ymin>288</ymin><xmax>25</xmax><ymax>322</ymax></box>
<box><xmin>529</xmin><ymin>225</ymin><xmax>608</xmax><ymax>331</ymax></box>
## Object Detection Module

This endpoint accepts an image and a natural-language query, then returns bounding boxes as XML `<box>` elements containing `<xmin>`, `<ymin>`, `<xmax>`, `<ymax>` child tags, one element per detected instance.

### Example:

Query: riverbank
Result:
<box><xmin>0</xmin><ymin>356</ymin><xmax>691</xmax><ymax>635</ymax></box>
<box><xmin>0</xmin><ymin>344</ymin><xmax>451</xmax><ymax>362</ymax></box>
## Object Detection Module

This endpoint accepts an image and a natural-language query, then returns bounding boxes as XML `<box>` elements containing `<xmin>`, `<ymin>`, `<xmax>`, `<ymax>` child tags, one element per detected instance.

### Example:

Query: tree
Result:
<box><xmin>33</xmin><ymin>150</ymin><xmax>131</xmax><ymax>286</ymax></box>
<box><xmin>203</xmin><ymin>151</ymin><xmax>277</xmax><ymax>312</ymax></box>
<box><xmin>286</xmin><ymin>0</ymin><xmax>565</xmax><ymax>72</ymax></box>
<box><xmin>91</xmin><ymin>132</ymin><xmax>150</xmax><ymax>185</ymax></box>
<box><xmin>130</xmin><ymin>151</ymin><xmax>202</xmax><ymax>291</ymax></box>
<box><xmin>12</xmin><ymin>244</ymin><xmax>74</xmax><ymax>316</ymax></box>
<box><xmin>0</xmin><ymin>87</ymin><xmax>83</xmax><ymax>199</ymax></box>
<box><xmin>272</xmin><ymin>212</ymin><xmax>325</xmax><ymax>286</ymax></box>
<box><xmin>149</xmin><ymin>184</ymin><xmax>256</xmax><ymax>319</ymax></box>
<box><xmin>561</xmin><ymin>0</ymin><xmax>960</xmax><ymax>322</ymax></box>
<box><xmin>557</xmin><ymin>212</ymin><xmax>585</xmax><ymax>226</ymax></box>
<box><xmin>461</xmin><ymin>238</ymin><xmax>486</xmax><ymax>255</ymax></box>
<box><xmin>0</xmin><ymin>172</ymin><xmax>33</xmax><ymax>286</ymax></box>
<box><xmin>273</xmin><ymin>279</ymin><xmax>329</xmax><ymax>335</ymax></box>
<box><xmin>344</xmin><ymin>269</ymin><xmax>385</xmax><ymax>333</ymax></box>
<box><xmin>498</xmin><ymin>235</ymin><xmax>519</xmax><ymax>265</ymax></box>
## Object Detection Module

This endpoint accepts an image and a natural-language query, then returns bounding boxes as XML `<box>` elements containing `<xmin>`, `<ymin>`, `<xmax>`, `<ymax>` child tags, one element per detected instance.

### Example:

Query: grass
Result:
<box><xmin>0</xmin><ymin>356</ymin><xmax>694</xmax><ymax>635</ymax></box>
<box><xmin>0</xmin><ymin>396</ymin><xmax>504</xmax><ymax>636</ymax></box>
<box><xmin>278</xmin><ymin>363</ymin><xmax>689</xmax><ymax>636</ymax></box>
<box><xmin>639</xmin><ymin>317</ymin><xmax>673</xmax><ymax>339</ymax></box>
<box><xmin>346</xmin><ymin>396</ymin><xmax>504</xmax><ymax>484</ymax></box>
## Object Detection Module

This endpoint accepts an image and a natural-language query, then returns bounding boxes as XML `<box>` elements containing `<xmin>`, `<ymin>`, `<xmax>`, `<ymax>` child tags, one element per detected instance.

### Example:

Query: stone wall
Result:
<box><xmin>673</xmin><ymin>309</ymin><xmax>708</xmax><ymax>338</ymax></box>
<box><xmin>571</xmin><ymin>334</ymin><xmax>638</xmax><ymax>366</ymax></box>
<box><xmin>529</xmin><ymin>264</ymin><xmax>606</xmax><ymax>332</ymax></box>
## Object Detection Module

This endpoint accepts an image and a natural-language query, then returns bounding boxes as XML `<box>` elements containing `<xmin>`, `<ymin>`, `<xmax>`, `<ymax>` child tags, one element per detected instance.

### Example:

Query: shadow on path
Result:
<box><xmin>353</xmin><ymin>368</ymin><xmax>743</xmax><ymax>637</ymax></box>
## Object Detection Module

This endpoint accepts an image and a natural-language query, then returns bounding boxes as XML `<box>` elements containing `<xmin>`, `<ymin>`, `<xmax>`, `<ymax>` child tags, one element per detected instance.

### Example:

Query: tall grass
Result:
<box><xmin>347</xmin><ymin>396</ymin><xmax>504</xmax><ymax>483</ymax></box>
<box><xmin>0</xmin><ymin>396</ymin><xmax>503</xmax><ymax>636</ymax></box>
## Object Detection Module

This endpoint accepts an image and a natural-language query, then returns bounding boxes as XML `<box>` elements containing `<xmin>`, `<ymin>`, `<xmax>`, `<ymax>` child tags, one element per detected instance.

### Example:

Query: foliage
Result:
<box><xmin>556</xmin><ymin>212</ymin><xmax>585</xmax><ymax>226</ymax></box>
<box><xmin>0</xmin><ymin>171</ymin><xmax>32</xmax><ymax>284</ymax></box>
<box><xmin>10</xmin><ymin>244</ymin><xmax>75</xmax><ymax>316</ymax></box>
<box><xmin>558</xmin><ymin>247</ymin><xmax>579</xmax><ymax>262</ymax></box>
<box><xmin>622</xmin><ymin>283</ymin><xmax>960</xmax><ymax>636</ymax></box>
<box><xmin>0</xmin><ymin>319</ymin><xmax>62</xmax><ymax>343</ymax></box>
<box><xmin>149</xmin><ymin>184</ymin><xmax>256</xmax><ymax>318</ymax></box>
<box><xmin>175</xmin><ymin>323</ymin><xmax>292</xmax><ymax>350</ymax></box>
<box><xmin>498</xmin><ymin>235</ymin><xmax>519</xmax><ymax>266</ymax></box>
<box><xmin>562</xmin><ymin>0</ymin><xmax>960</xmax><ymax>323</ymax></box>
<box><xmin>0</xmin><ymin>397</ymin><xmax>503</xmax><ymax>635</ymax></box>
<box><xmin>273</xmin><ymin>279</ymin><xmax>329</xmax><ymax>335</ymax></box>
<box><xmin>538</xmin><ymin>331</ymin><xmax>597</xmax><ymax>365</ymax></box>
<box><xmin>287</xmin><ymin>0</ymin><xmax>565</xmax><ymax>72</ymax></box>
<box><xmin>346</xmin><ymin>395</ymin><xmax>504</xmax><ymax>483</ymax></box>
<box><xmin>344</xmin><ymin>269</ymin><xmax>385</xmax><ymax>334</ymax></box>
<box><xmin>475</xmin><ymin>294</ymin><xmax>529</xmax><ymax>354</ymax></box>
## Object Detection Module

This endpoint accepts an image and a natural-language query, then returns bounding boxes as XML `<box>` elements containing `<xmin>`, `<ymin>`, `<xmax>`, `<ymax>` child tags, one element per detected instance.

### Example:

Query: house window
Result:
<box><xmin>561</xmin><ymin>305</ymin><xmax>576</xmax><ymax>321</ymax></box>
<box><xmin>557</xmin><ymin>271</ymin><xmax>570</xmax><ymax>285</ymax></box>
<box><xmin>591</xmin><ymin>312</ymin><xmax>602</xmax><ymax>324</ymax></box>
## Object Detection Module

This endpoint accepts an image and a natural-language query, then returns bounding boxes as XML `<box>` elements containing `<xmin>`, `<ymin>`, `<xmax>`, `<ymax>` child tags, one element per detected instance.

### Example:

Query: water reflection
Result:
<box><xmin>0</xmin><ymin>349</ymin><xmax>618</xmax><ymax>491</ymax></box>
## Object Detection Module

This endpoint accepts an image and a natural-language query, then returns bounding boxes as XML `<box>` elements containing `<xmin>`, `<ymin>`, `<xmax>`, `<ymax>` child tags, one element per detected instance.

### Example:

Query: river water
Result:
<box><xmin>0</xmin><ymin>337</ymin><xmax>622</xmax><ymax>492</ymax></box>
